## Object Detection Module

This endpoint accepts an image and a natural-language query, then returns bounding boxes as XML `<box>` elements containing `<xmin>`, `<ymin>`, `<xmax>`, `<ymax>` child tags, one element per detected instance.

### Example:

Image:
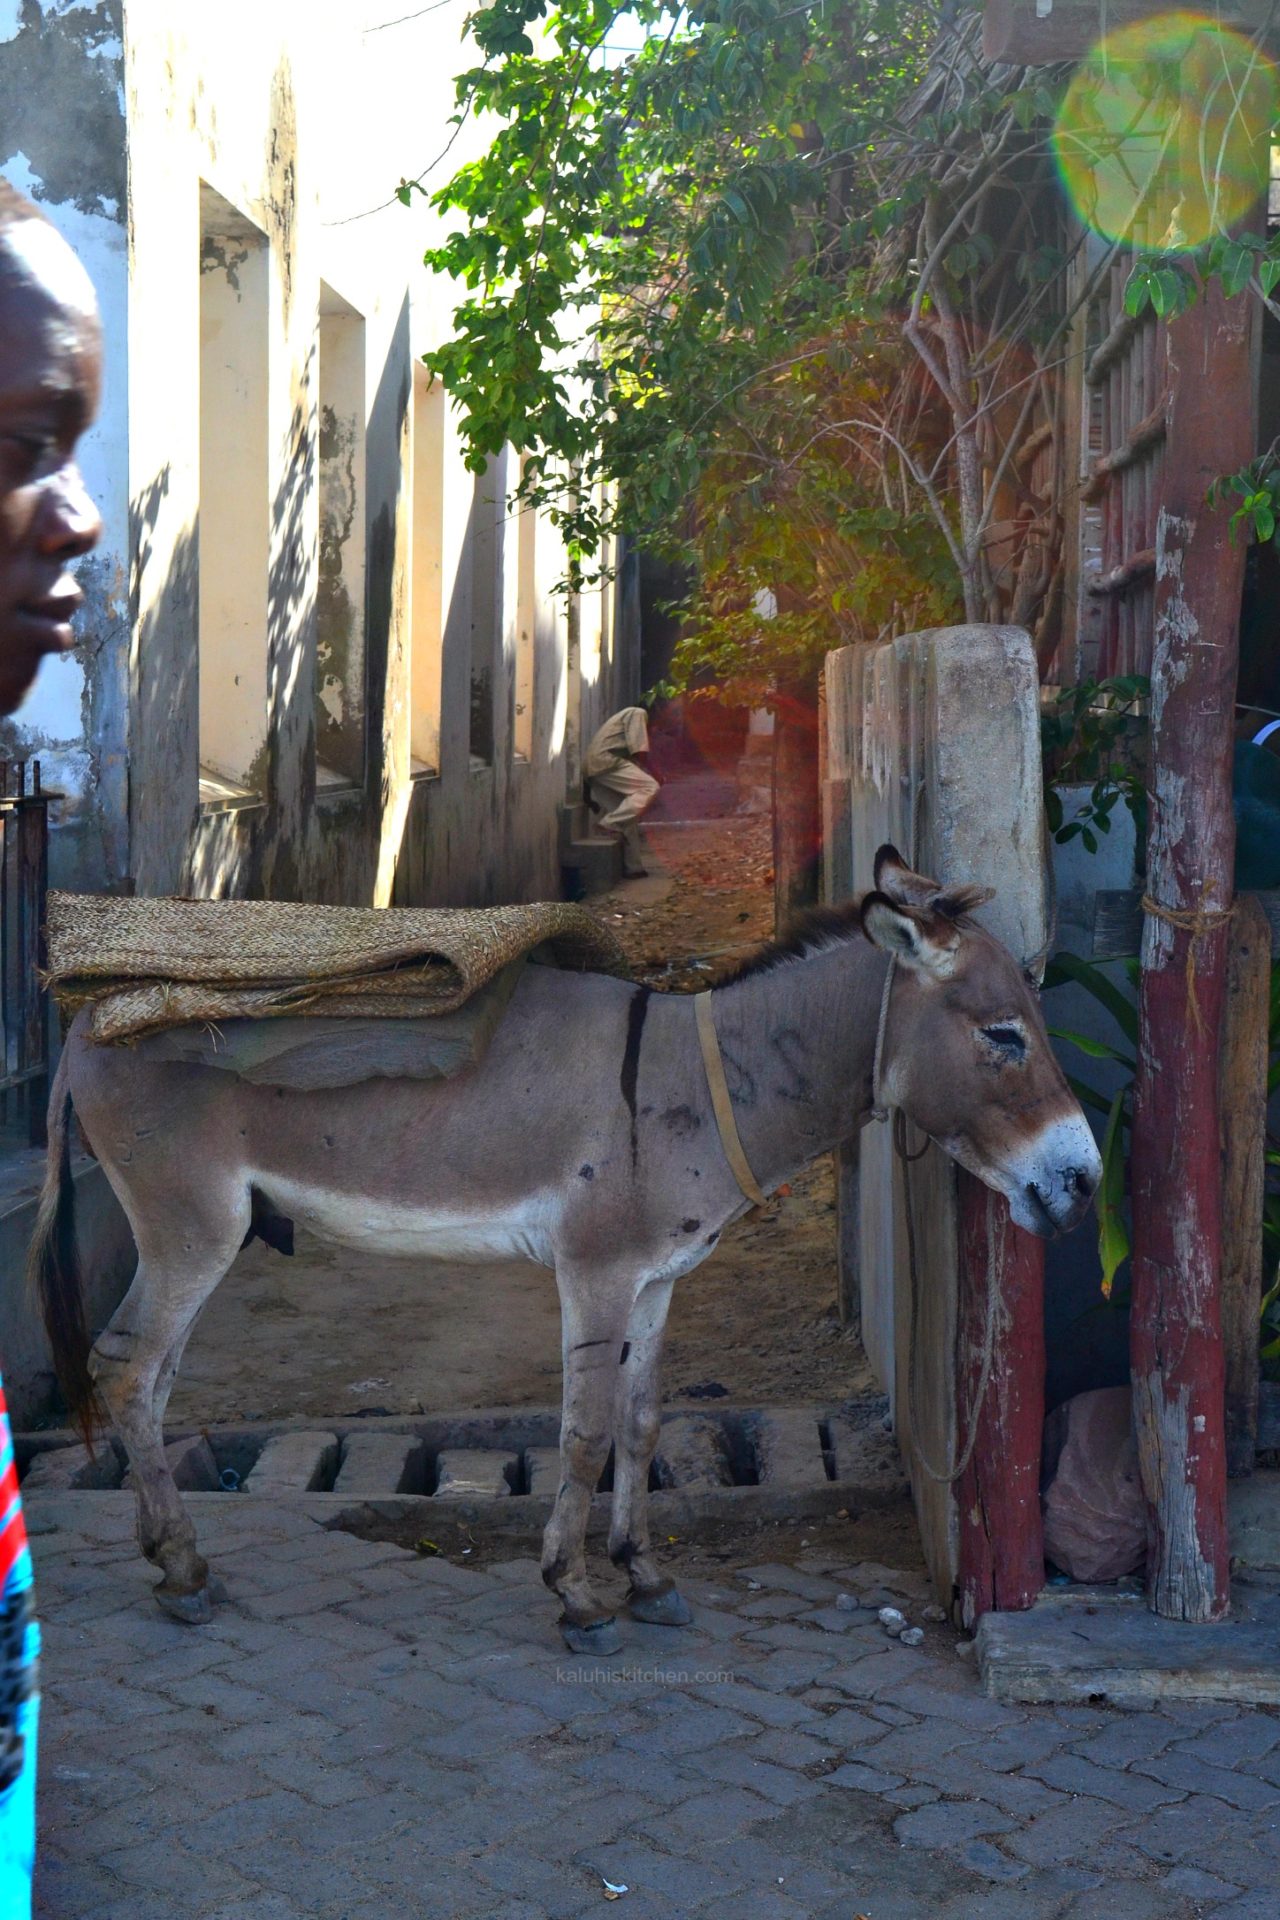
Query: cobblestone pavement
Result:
<box><xmin>29</xmin><ymin>1491</ymin><xmax>1280</xmax><ymax>1920</ymax></box>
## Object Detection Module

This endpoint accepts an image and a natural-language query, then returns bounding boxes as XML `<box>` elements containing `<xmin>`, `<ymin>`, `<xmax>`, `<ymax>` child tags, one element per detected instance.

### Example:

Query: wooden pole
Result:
<box><xmin>1221</xmin><ymin>894</ymin><xmax>1270</xmax><ymax>1480</ymax></box>
<box><xmin>1128</xmin><ymin>269</ymin><xmax>1251</xmax><ymax>1622</ymax></box>
<box><xmin>956</xmin><ymin>1173</ymin><xmax>1046</xmax><ymax>1627</ymax></box>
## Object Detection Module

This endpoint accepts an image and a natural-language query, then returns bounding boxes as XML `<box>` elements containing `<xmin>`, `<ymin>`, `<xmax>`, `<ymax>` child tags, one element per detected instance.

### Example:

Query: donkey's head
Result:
<box><xmin>861</xmin><ymin>845</ymin><xmax>1100</xmax><ymax>1237</ymax></box>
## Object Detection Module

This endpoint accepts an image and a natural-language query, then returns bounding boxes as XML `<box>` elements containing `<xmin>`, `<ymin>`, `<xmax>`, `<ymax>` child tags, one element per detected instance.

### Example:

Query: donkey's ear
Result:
<box><xmin>873</xmin><ymin>844</ymin><xmax>941</xmax><ymax>907</ymax></box>
<box><xmin>931</xmin><ymin>882</ymin><xmax>996</xmax><ymax>920</ymax></box>
<box><xmin>860</xmin><ymin>892</ymin><xmax>960</xmax><ymax>977</ymax></box>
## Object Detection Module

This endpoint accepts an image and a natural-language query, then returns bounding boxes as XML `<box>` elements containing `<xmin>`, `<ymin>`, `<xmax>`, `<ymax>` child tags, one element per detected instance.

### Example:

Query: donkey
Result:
<box><xmin>31</xmin><ymin>848</ymin><xmax>1099</xmax><ymax>1650</ymax></box>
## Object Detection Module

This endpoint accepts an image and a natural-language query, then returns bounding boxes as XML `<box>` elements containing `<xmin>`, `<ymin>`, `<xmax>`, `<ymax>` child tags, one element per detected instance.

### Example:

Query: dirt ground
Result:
<box><xmin>169</xmin><ymin>791</ymin><xmax>875</xmax><ymax>1429</ymax></box>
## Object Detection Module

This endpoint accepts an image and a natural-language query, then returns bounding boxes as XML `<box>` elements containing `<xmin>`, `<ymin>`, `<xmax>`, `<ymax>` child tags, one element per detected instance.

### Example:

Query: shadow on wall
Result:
<box><xmin>130</xmin><ymin>463</ymin><xmax>198</xmax><ymax>896</ymax></box>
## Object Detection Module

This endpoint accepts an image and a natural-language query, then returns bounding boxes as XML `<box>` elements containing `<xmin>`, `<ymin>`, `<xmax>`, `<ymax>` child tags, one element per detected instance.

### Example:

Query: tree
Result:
<box><xmin>418</xmin><ymin>0</ymin><xmax>949</xmax><ymax>920</ymax></box>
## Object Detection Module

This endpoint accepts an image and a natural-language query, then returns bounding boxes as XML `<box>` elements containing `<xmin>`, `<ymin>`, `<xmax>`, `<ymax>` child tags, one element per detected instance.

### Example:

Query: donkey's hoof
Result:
<box><xmin>560</xmin><ymin>1615</ymin><xmax>622</xmax><ymax>1656</ymax></box>
<box><xmin>153</xmin><ymin>1582</ymin><xmax>213</xmax><ymax>1625</ymax></box>
<box><xmin>628</xmin><ymin>1584</ymin><xmax>693</xmax><ymax>1628</ymax></box>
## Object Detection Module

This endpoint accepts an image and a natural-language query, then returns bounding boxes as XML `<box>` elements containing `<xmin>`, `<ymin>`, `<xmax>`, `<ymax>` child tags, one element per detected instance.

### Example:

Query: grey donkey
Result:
<box><xmin>32</xmin><ymin>848</ymin><xmax>1099</xmax><ymax>1651</ymax></box>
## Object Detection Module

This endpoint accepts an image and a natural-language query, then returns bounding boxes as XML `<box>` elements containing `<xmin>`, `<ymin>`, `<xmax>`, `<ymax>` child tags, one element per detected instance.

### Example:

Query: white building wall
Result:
<box><xmin>0</xmin><ymin>0</ymin><xmax>637</xmax><ymax>909</ymax></box>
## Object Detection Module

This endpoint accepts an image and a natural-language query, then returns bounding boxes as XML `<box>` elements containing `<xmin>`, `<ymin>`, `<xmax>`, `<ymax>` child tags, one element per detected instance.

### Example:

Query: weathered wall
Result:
<box><xmin>0</xmin><ymin>0</ymin><xmax>636</xmax><ymax>912</ymax></box>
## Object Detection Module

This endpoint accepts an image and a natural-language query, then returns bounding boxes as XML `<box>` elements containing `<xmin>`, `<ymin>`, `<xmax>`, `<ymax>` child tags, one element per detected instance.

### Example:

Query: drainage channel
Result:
<box><xmin>18</xmin><ymin>1399</ymin><xmax>904</xmax><ymax>1506</ymax></box>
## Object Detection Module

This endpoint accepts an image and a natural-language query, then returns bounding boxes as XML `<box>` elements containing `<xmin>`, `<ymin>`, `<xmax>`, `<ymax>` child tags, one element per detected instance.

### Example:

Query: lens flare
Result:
<box><xmin>1052</xmin><ymin>11</ymin><xmax>1278</xmax><ymax>250</ymax></box>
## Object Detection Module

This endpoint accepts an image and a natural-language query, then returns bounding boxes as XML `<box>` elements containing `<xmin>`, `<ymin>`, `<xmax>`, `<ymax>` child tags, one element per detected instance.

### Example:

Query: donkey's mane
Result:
<box><xmin>716</xmin><ymin>899</ymin><xmax>868</xmax><ymax>985</ymax></box>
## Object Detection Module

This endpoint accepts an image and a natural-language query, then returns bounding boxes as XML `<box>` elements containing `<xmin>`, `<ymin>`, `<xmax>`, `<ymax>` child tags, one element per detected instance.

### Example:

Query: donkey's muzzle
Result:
<box><xmin>1024</xmin><ymin>1162</ymin><xmax>1098</xmax><ymax>1237</ymax></box>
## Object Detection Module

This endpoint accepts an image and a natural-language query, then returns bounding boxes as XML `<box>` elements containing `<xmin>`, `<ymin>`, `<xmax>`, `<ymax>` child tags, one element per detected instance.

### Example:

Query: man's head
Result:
<box><xmin>0</xmin><ymin>177</ymin><xmax>102</xmax><ymax>716</ymax></box>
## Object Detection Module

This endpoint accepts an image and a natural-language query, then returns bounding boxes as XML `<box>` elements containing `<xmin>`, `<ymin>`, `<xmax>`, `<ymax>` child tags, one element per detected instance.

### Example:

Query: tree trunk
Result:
<box><xmin>772</xmin><ymin>675</ymin><xmax>821</xmax><ymax>931</ymax></box>
<box><xmin>1128</xmin><ymin>269</ymin><xmax>1251</xmax><ymax>1623</ymax></box>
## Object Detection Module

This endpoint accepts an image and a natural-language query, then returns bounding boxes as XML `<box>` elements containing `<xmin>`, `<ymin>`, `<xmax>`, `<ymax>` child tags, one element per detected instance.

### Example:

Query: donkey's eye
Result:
<box><xmin>979</xmin><ymin>1024</ymin><xmax>1027</xmax><ymax>1062</ymax></box>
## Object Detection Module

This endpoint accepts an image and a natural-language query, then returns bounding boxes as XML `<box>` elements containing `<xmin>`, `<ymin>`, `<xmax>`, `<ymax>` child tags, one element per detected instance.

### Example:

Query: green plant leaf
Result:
<box><xmin>1048</xmin><ymin>1027</ymin><xmax>1136</xmax><ymax>1071</ymax></box>
<box><xmin>1043</xmin><ymin>951</ymin><xmax>1139</xmax><ymax>1044</ymax></box>
<box><xmin>1097</xmin><ymin>1088</ymin><xmax>1130</xmax><ymax>1300</ymax></box>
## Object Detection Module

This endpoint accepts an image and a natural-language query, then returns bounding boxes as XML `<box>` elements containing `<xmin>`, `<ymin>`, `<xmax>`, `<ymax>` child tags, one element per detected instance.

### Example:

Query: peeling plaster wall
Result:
<box><xmin>5</xmin><ymin>0</ymin><xmax>635</xmax><ymax>911</ymax></box>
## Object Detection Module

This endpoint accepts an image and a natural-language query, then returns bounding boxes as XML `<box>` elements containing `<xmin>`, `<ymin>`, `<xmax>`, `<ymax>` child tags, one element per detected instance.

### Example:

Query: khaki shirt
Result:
<box><xmin>584</xmin><ymin>706</ymin><xmax>649</xmax><ymax>776</ymax></box>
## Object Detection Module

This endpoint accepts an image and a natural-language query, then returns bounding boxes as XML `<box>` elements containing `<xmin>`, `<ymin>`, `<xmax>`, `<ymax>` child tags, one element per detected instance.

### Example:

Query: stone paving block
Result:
<box><xmin>753</xmin><ymin>1409</ymin><xmax>828</xmax><ymax>1489</ymax></box>
<box><xmin>574</xmin><ymin>1837</ymin><xmax>744</xmax><ymax>1908</ymax></box>
<box><xmin>884</xmin><ymin>1782</ymin><xmax>942</xmax><ymax>1807</ymax></box>
<box><xmin>1003</xmin><ymin>1794</ymin><xmax>1134</xmax><ymax>1868</ymax></box>
<box><xmin>434</xmin><ymin>1446</ymin><xmax>515</xmax><ymax>1498</ymax></box>
<box><xmin>1065</xmin><ymin>1885</ymin><xmax>1194</xmax><ymax>1920</ymax></box>
<box><xmin>122</xmin><ymin>1433</ymin><xmax>220</xmax><ymax>1493</ymax></box>
<box><xmin>737</xmin><ymin>1562</ymin><xmax>838</xmax><ymax>1601</ymax></box>
<box><xmin>243</xmin><ymin>1428</ymin><xmax>340</xmax><ymax>1494</ymax></box>
<box><xmin>686</xmin><ymin>1678</ymin><xmax>827</xmax><ymax>1730</ymax></box>
<box><xmin>331</xmin><ymin>1431</ymin><xmax>423</xmax><ymax>1496</ymax></box>
<box><xmin>472</xmin><ymin>1847</ymin><xmax>609</xmax><ymax>1919</ymax></box>
<box><xmin>894</xmin><ymin>1800</ymin><xmax>1017</xmax><ymax>1849</ymax></box>
<box><xmin>638</xmin><ymin>1784</ymin><xmax>782</xmax><ymax>1853</ymax></box>
<box><xmin>682</xmin><ymin>1739</ymin><xmax>825</xmax><ymax>1807</ymax></box>
<box><xmin>749</xmin><ymin>1726</ymin><xmax>839</xmax><ymax>1771</ymax></box>
<box><xmin>1134</xmin><ymin>1750</ymin><xmax>1280</xmax><ymax>1810</ymax></box>
<box><xmin>957</xmin><ymin>1838</ymin><xmax>1032</xmax><ymax>1882</ymax></box>
<box><xmin>22</xmin><ymin>1441</ymin><xmax>123</xmax><ymax>1492</ymax></box>
<box><xmin>825</xmin><ymin>1411</ymin><xmax>910</xmax><ymax>1498</ymax></box>
<box><xmin>1028</xmin><ymin>1750</ymin><xmax>1188</xmax><ymax>1812</ymax></box>
<box><xmin>1165</xmin><ymin>1864</ymin><xmax>1245</xmax><ymax>1902</ymax></box>
<box><xmin>1168</xmin><ymin>1710</ymin><xmax>1280</xmax><ymax>1768</ymax></box>
<box><xmin>653</xmin><ymin>1413</ymin><xmax>735</xmax><ymax>1489</ymax></box>
<box><xmin>524</xmin><ymin>1445</ymin><xmax>562</xmax><ymax>1499</ymax></box>
<box><xmin>622</xmin><ymin>1699</ymin><xmax>759</xmax><ymax>1758</ymax></box>
<box><xmin>97</xmin><ymin>1836</ymin><xmax>251</xmax><ymax>1903</ymax></box>
<box><xmin>1207</xmin><ymin>1893</ymin><xmax>1280</xmax><ymax>1920</ymax></box>
<box><xmin>826</xmin><ymin>1759</ymin><xmax>908</xmax><ymax>1794</ymax></box>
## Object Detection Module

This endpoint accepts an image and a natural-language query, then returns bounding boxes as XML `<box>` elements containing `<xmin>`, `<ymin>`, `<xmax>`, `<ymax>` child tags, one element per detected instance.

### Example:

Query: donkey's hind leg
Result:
<box><xmin>608</xmin><ymin>1275</ymin><xmax>692</xmax><ymax>1629</ymax></box>
<box><xmin>90</xmin><ymin>1205</ymin><xmax>247</xmax><ymax>1623</ymax></box>
<box><xmin>542</xmin><ymin>1268</ymin><xmax>630</xmax><ymax>1656</ymax></box>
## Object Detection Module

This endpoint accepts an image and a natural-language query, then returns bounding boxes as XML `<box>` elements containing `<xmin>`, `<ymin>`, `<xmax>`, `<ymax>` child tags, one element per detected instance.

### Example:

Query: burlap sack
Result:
<box><xmin>45</xmin><ymin>892</ymin><xmax>631</xmax><ymax>1045</ymax></box>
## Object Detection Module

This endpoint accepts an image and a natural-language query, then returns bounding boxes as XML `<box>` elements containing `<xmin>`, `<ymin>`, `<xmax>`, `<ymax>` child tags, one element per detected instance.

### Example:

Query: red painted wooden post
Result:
<box><xmin>1128</xmin><ymin>268</ymin><xmax>1251</xmax><ymax>1622</ymax></box>
<box><xmin>957</xmin><ymin>1172</ymin><xmax>1046</xmax><ymax>1626</ymax></box>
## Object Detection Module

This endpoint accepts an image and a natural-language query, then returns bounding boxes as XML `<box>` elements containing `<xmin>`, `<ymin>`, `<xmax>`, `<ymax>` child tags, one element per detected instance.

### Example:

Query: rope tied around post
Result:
<box><xmin>1140</xmin><ymin>890</ymin><xmax>1235</xmax><ymax>1037</ymax></box>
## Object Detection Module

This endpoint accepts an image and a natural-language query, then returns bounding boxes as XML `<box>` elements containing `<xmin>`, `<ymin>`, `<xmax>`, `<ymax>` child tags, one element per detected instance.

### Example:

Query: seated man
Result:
<box><xmin>0</xmin><ymin>172</ymin><xmax>104</xmax><ymax>1916</ymax></box>
<box><xmin>584</xmin><ymin>704</ymin><xmax>659</xmax><ymax>878</ymax></box>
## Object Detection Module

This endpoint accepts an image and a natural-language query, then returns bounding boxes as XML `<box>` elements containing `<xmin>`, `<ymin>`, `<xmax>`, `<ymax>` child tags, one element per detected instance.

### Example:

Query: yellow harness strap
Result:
<box><xmin>693</xmin><ymin>990</ymin><xmax>769</xmax><ymax>1209</ymax></box>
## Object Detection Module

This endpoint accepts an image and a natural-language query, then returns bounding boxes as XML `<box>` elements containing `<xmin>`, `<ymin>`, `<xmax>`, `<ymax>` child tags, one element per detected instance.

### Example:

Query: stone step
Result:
<box><xmin>653</xmin><ymin>1414</ymin><xmax>735</xmax><ymax>1491</ymax></box>
<box><xmin>123</xmin><ymin>1434</ymin><xmax>221</xmax><ymax>1494</ymax></box>
<box><xmin>244</xmin><ymin>1430</ymin><xmax>340</xmax><ymax>1496</ymax></box>
<box><xmin>826</xmin><ymin>1412</ymin><xmax>908</xmax><ymax>1500</ymax></box>
<box><xmin>523</xmin><ymin>1447</ymin><xmax>562</xmax><ymax>1500</ymax></box>
<box><xmin>332</xmin><ymin>1433</ymin><xmax>422</xmax><ymax>1498</ymax></box>
<box><xmin>23</xmin><ymin>1441</ymin><xmax>123</xmax><ymax>1494</ymax></box>
<box><xmin>434</xmin><ymin>1450</ymin><xmax>514</xmax><ymax>1500</ymax></box>
<box><xmin>561</xmin><ymin>838</ymin><xmax>622</xmax><ymax>896</ymax></box>
<box><xmin>753</xmin><ymin>1410</ymin><xmax>827</xmax><ymax>1489</ymax></box>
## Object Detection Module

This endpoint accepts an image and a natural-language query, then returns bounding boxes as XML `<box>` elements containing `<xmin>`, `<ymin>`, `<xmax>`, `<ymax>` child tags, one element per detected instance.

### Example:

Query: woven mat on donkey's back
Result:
<box><xmin>43</xmin><ymin>892</ymin><xmax>632</xmax><ymax>1045</ymax></box>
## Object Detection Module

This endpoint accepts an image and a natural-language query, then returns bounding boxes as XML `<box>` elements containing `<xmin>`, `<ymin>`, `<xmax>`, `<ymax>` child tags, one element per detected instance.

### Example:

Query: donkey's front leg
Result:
<box><xmin>609</xmin><ymin>1275</ymin><xmax>691</xmax><ymax>1629</ymax></box>
<box><xmin>543</xmin><ymin>1274</ymin><xmax>627</xmax><ymax>1655</ymax></box>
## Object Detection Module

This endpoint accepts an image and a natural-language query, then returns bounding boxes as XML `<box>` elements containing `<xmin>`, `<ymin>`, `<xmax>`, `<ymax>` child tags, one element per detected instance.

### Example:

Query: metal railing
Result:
<box><xmin>0</xmin><ymin>760</ymin><xmax>50</xmax><ymax>1148</ymax></box>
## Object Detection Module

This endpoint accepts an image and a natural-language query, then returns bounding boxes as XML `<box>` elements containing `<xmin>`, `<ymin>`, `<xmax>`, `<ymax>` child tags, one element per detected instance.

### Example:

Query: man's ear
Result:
<box><xmin>861</xmin><ymin>891</ymin><xmax>960</xmax><ymax>978</ymax></box>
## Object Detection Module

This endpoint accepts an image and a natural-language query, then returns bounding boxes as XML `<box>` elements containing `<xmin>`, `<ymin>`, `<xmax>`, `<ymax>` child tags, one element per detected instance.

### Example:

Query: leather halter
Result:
<box><xmin>693</xmin><ymin>992</ymin><xmax>768</xmax><ymax>1208</ymax></box>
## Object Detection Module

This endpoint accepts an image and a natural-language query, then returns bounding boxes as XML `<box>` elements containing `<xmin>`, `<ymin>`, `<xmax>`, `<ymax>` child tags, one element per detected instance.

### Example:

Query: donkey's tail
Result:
<box><xmin>27</xmin><ymin>1043</ymin><xmax>101</xmax><ymax>1443</ymax></box>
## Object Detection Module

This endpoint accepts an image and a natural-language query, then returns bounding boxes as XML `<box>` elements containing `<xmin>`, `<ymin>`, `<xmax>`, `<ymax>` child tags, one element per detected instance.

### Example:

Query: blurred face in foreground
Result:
<box><xmin>0</xmin><ymin>215</ymin><xmax>102</xmax><ymax>716</ymax></box>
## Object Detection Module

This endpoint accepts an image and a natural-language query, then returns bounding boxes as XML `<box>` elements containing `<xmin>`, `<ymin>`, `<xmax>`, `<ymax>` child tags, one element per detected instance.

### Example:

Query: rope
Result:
<box><xmin>906</xmin><ymin>1177</ymin><xmax>1004</xmax><ymax>1485</ymax></box>
<box><xmin>1140</xmin><ymin>891</ymin><xmax>1235</xmax><ymax>1038</ymax></box>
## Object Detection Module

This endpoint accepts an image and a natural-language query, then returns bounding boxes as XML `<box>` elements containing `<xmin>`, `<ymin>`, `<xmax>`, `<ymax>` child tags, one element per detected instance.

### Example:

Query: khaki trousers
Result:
<box><xmin>587</xmin><ymin>758</ymin><xmax>659</xmax><ymax>872</ymax></box>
